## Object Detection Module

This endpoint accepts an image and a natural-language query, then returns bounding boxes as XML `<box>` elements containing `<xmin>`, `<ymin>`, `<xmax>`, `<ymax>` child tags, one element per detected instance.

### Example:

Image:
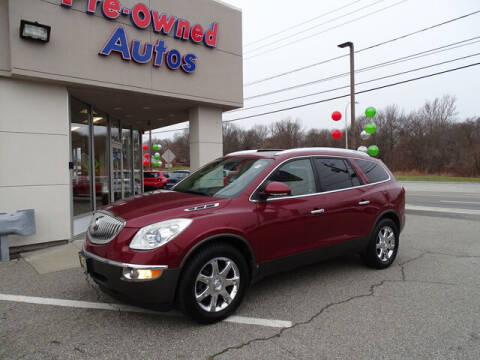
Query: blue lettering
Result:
<box><xmin>99</xmin><ymin>27</ymin><xmax>131</xmax><ymax>60</ymax></box>
<box><xmin>165</xmin><ymin>49</ymin><xmax>181</xmax><ymax>70</ymax></box>
<box><xmin>131</xmin><ymin>40</ymin><xmax>154</xmax><ymax>64</ymax></box>
<box><xmin>181</xmin><ymin>54</ymin><xmax>197</xmax><ymax>73</ymax></box>
<box><xmin>153</xmin><ymin>40</ymin><xmax>167</xmax><ymax>67</ymax></box>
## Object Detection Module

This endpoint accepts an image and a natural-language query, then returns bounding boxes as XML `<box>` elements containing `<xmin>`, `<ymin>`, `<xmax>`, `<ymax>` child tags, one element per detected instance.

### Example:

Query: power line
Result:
<box><xmin>244</xmin><ymin>36</ymin><xmax>480</xmax><ymax>100</ymax></box>
<box><xmin>244</xmin><ymin>0</ymin><xmax>365</xmax><ymax>48</ymax></box>
<box><xmin>153</xmin><ymin>61</ymin><xmax>480</xmax><ymax>135</ymax></box>
<box><xmin>223</xmin><ymin>62</ymin><xmax>480</xmax><ymax>123</ymax></box>
<box><xmin>230</xmin><ymin>51</ymin><xmax>480</xmax><ymax>113</ymax></box>
<box><xmin>244</xmin><ymin>0</ymin><xmax>408</xmax><ymax>60</ymax></box>
<box><xmin>243</xmin><ymin>9</ymin><xmax>480</xmax><ymax>86</ymax></box>
<box><xmin>245</xmin><ymin>0</ymin><xmax>387</xmax><ymax>54</ymax></box>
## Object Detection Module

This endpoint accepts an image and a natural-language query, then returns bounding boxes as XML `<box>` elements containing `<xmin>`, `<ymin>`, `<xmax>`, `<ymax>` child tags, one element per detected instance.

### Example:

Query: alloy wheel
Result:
<box><xmin>376</xmin><ymin>225</ymin><xmax>396</xmax><ymax>262</ymax></box>
<box><xmin>194</xmin><ymin>257</ymin><xmax>240</xmax><ymax>313</ymax></box>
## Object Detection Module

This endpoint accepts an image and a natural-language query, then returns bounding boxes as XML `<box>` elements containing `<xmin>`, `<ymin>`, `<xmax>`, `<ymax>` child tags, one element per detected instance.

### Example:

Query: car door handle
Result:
<box><xmin>358</xmin><ymin>200</ymin><xmax>370</xmax><ymax>206</ymax></box>
<box><xmin>311</xmin><ymin>209</ymin><xmax>325</xmax><ymax>215</ymax></box>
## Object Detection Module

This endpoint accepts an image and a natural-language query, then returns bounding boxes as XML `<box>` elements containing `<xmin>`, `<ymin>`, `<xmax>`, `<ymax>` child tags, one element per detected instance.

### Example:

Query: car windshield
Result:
<box><xmin>144</xmin><ymin>172</ymin><xmax>159</xmax><ymax>179</ymax></box>
<box><xmin>174</xmin><ymin>157</ymin><xmax>273</xmax><ymax>198</ymax></box>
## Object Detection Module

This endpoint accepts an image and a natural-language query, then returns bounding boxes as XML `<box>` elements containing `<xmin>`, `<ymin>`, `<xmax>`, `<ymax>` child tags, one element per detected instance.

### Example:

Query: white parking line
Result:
<box><xmin>440</xmin><ymin>200</ymin><xmax>480</xmax><ymax>205</ymax></box>
<box><xmin>406</xmin><ymin>205</ymin><xmax>480</xmax><ymax>216</ymax></box>
<box><xmin>0</xmin><ymin>293</ymin><xmax>292</xmax><ymax>329</ymax></box>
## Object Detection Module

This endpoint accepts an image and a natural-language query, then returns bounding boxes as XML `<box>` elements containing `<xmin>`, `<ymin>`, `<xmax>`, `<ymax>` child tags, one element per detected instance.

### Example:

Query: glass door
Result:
<box><xmin>70</xmin><ymin>98</ymin><xmax>93</xmax><ymax>216</ymax></box>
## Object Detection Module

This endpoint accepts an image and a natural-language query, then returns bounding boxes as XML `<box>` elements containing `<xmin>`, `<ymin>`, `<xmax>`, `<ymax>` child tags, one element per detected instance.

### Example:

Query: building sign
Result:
<box><xmin>60</xmin><ymin>0</ymin><xmax>220</xmax><ymax>74</ymax></box>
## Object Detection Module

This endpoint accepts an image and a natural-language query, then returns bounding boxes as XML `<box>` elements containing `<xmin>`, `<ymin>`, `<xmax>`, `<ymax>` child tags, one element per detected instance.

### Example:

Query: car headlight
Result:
<box><xmin>129</xmin><ymin>218</ymin><xmax>192</xmax><ymax>250</ymax></box>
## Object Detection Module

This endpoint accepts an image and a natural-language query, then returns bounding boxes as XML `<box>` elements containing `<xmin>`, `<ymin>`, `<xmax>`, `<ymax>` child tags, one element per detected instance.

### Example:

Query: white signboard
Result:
<box><xmin>162</xmin><ymin>149</ymin><xmax>176</xmax><ymax>164</ymax></box>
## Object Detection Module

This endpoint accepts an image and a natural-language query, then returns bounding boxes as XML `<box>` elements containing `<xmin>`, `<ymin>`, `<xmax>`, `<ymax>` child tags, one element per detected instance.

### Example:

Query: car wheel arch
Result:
<box><xmin>371</xmin><ymin>210</ymin><xmax>401</xmax><ymax>236</ymax></box>
<box><xmin>179</xmin><ymin>234</ymin><xmax>257</xmax><ymax>277</ymax></box>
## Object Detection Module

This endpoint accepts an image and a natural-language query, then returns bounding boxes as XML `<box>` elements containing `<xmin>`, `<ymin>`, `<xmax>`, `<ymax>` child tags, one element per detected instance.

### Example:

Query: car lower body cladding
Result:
<box><xmin>84</xmin><ymin>255</ymin><xmax>180</xmax><ymax>307</ymax></box>
<box><xmin>254</xmin><ymin>237</ymin><xmax>369</xmax><ymax>281</ymax></box>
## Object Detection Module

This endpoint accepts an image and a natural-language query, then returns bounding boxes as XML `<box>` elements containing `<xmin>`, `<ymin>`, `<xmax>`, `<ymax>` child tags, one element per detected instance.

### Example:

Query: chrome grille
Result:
<box><xmin>88</xmin><ymin>211</ymin><xmax>126</xmax><ymax>244</ymax></box>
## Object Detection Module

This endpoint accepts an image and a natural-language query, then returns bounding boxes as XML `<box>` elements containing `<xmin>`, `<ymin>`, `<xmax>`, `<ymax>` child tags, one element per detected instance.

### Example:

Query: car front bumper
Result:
<box><xmin>79</xmin><ymin>250</ymin><xmax>180</xmax><ymax>307</ymax></box>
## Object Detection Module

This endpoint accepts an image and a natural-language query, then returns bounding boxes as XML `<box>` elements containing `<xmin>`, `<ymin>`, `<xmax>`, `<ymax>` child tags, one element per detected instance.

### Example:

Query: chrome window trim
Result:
<box><xmin>248</xmin><ymin>155</ymin><xmax>391</xmax><ymax>203</ymax></box>
<box><xmin>81</xmin><ymin>249</ymin><xmax>168</xmax><ymax>270</ymax></box>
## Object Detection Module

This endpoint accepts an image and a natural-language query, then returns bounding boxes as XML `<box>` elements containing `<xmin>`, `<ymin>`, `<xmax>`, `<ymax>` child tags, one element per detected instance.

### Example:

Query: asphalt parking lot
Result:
<box><xmin>1</xmin><ymin>183</ymin><xmax>479</xmax><ymax>359</ymax></box>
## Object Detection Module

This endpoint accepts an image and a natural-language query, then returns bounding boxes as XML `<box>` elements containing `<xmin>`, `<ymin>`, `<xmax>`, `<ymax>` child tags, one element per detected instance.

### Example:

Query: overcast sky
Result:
<box><xmin>154</xmin><ymin>0</ymin><xmax>480</xmax><ymax>140</ymax></box>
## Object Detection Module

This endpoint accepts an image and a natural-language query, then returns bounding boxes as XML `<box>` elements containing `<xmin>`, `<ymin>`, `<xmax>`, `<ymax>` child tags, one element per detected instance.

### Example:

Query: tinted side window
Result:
<box><xmin>353</xmin><ymin>159</ymin><xmax>389</xmax><ymax>183</ymax></box>
<box><xmin>315</xmin><ymin>158</ymin><xmax>361</xmax><ymax>191</ymax></box>
<box><xmin>268</xmin><ymin>159</ymin><xmax>317</xmax><ymax>196</ymax></box>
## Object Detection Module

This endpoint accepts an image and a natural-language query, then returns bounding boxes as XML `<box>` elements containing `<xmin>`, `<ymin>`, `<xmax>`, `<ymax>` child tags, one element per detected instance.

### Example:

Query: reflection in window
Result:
<box><xmin>92</xmin><ymin>109</ymin><xmax>110</xmax><ymax>208</ymax></box>
<box><xmin>269</xmin><ymin>159</ymin><xmax>316</xmax><ymax>196</ymax></box>
<box><xmin>122</xmin><ymin>127</ymin><xmax>132</xmax><ymax>198</ymax></box>
<box><xmin>133</xmin><ymin>130</ymin><xmax>142</xmax><ymax>195</ymax></box>
<box><xmin>353</xmin><ymin>159</ymin><xmax>389</xmax><ymax>183</ymax></box>
<box><xmin>315</xmin><ymin>158</ymin><xmax>361</xmax><ymax>192</ymax></box>
<box><xmin>71</xmin><ymin>98</ymin><xmax>92</xmax><ymax>216</ymax></box>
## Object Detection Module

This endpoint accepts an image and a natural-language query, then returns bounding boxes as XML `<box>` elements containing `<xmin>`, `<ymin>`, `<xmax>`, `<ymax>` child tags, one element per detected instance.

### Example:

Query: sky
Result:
<box><xmin>153</xmin><ymin>0</ymin><xmax>480</xmax><ymax>140</ymax></box>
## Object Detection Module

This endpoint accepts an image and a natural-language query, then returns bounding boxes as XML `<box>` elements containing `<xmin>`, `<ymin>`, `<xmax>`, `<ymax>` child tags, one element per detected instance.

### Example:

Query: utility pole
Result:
<box><xmin>338</xmin><ymin>41</ymin><xmax>355</xmax><ymax>149</ymax></box>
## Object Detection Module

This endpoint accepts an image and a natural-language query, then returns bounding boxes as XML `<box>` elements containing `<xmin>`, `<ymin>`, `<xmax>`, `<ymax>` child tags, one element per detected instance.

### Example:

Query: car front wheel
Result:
<box><xmin>363</xmin><ymin>218</ymin><xmax>399</xmax><ymax>269</ymax></box>
<box><xmin>177</xmin><ymin>244</ymin><xmax>249</xmax><ymax>324</ymax></box>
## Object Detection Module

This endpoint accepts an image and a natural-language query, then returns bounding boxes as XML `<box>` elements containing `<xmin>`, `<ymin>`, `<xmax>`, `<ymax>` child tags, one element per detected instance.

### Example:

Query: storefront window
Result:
<box><xmin>132</xmin><ymin>130</ymin><xmax>142</xmax><ymax>195</ymax></box>
<box><xmin>122</xmin><ymin>127</ymin><xmax>133</xmax><ymax>198</ymax></box>
<box><xmin>92</xmin><ymin>109</ymin><xmax>110</xmax><ymax>208</ymax></box>
<box><xmin>111</xmin><ymin>118</ymin><xmax>122</xmax><ymax>201</ymax></box>
<box><xmin>70</xmin><ymin>98</ymin><xmax>92</xmax><ymax>216</ymax></box>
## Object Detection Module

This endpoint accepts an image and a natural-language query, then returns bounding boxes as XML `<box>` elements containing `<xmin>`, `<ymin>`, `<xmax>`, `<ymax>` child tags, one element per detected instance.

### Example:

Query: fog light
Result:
<box><xmin>20</xmin><ymin>20</ymin><xmax>51</xmax><ymax>43</ymax></box>
<box><xmin>122</xmin><ymin>267</ymin><xmax>163</xmax><ymax>281</ymax></box>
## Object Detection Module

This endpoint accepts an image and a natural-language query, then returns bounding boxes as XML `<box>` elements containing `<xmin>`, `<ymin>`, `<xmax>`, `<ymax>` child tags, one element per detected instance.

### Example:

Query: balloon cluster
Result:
<box><xmin>357</xmin><ymin>106</ymin><xmax>380</xmax><ymax>157</ymax></box>
<box><xmin>330</xmin><ymin>111</ymin><xmax>343</xmax><ymax>140</ymax></box>
<box><xmin>142</xmin><ymin>144</ymin><xmax>163</xmax><ymax>167</ymax></box>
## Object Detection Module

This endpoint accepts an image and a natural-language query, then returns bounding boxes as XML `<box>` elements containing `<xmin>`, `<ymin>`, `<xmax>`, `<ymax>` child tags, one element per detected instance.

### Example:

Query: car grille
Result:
<box><xmin>87</xmin><ymin>211</ymin><xmax>126</xmax><ymax>244</ymax></box>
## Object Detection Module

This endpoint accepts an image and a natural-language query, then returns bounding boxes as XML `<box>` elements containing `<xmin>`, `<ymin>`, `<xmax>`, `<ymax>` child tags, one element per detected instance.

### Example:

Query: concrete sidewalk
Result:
<box><xmin>21</xmin><ymin>238</ymin><xmax>84</xmax><ymax>274</ymax></box>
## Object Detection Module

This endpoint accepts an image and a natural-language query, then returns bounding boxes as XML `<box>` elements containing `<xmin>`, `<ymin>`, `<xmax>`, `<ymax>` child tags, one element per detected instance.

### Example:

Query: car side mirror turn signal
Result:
<box><xmin>261</xmin><ymin>182</ymin><xmax>292</xmax><ymax>199</ymax></box>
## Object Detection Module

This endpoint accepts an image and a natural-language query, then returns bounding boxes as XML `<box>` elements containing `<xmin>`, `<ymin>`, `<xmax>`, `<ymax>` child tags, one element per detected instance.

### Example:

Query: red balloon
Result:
<box><xmin>143</xmin><ymin>160</ymin><xmax>150</xmax><ymax>166</ymax></box>
<box><xmin>144</xmin><ymin>153</ymin><xmax>151</xmax><ymax>159</ymax></box>
<box><xmin>142</xmin><ymin>145</ymin><xmax>148</xmax><ymax>151</ymax></box>
<box><xmin>331</xmin><ymin>129</ymin><xmax>342</xmax><ymax>139</ymax></box>
<box><xmin>331</xmin><ymin>111</ymin><xmax>342</xmax><ymax>121</ymax></box>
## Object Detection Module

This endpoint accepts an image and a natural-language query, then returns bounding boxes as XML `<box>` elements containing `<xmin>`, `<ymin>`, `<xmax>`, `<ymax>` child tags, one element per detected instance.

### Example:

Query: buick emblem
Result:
<box><xmin>92</xmin><ymin>216</ymin><xmax>103</xmax><ymax>232</ymax></box>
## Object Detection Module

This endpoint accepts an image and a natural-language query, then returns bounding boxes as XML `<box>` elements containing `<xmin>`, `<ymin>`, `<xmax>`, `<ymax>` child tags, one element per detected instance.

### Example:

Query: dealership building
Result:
<box><xmin>0</xmin><ymin>0</ymin><xmax>242</xmax><ymax>250</ymax></box>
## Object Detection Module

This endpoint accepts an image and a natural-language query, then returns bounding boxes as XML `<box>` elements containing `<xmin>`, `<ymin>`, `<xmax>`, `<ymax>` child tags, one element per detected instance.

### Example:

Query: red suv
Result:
<box><xmin>143</xmin><ymin>171</ymin><xmax>169</xmax><ymax>191</ymax></box>
<box><xmin>80</xmin><ymin>148</ymin><xmax>405</xmax><ymax>324</ymax></box>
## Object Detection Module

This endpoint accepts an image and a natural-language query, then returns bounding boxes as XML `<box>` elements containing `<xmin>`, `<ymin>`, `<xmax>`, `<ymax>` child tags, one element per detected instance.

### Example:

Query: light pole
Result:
<box><xmin>344</xmin><ymin>101</ymin><xmax>359</xmax><ymax>149</ymax></box>
<box><xmin>338</xmin><ymin>41</ymin><xmax>355</xmax><ymax>149</ymax></box>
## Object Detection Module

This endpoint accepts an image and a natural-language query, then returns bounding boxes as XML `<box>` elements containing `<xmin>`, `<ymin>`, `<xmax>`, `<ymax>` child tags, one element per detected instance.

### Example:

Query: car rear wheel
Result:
<box><xmin>363</xmin><ymin>218</ymin><xmax>399</xmax><ymax>269</ymax></box>
<box><xmin>177</xmin><ymin>244</ymin><xmax>249</xmax><ymax>324</ymax></box>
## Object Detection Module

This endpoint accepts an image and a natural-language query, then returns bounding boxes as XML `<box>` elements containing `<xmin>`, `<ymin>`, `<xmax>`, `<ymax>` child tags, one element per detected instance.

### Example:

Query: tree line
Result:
<box><xmin>153</xmin><ymin>95</ymin><xmax>480</xmax><ymax>176</ymax></box>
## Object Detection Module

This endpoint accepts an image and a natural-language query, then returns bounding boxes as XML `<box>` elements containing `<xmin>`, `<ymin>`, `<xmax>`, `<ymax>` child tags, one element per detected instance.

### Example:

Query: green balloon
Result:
<box><xmin>365</xmin><ymin>106</ymin><xmax>377</xmax><ymax>118</ymax></box>
<box><xmin>368</xmin><ymin>145</ymin><xmax>379</xmax><ymax>157</ymax></box>
<box><xmin>153</xmin><ymin>144</ymin><xmax>161</xmax><ymax>151</ymax></box>
<box><xmin>153</xmin><ymin>161</ymin><xmax>160</xmax><ymax>167</ymax></box>
<box><xmin>364</xmin><ymin>122</ymin><xmax>377</xmax><ymax>134</ymax></box>
<box><xmin>154</xmin><ymin>152</ymin><xmax>161</xmax><ymax>160</ymax></box>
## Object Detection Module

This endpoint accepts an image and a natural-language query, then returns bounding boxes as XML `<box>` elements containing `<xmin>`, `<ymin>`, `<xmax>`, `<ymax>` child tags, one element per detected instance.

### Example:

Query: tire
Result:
<box><xmin>363</xmin><ymin>218</ymin><xmax>399</xmax><ymax>269</ymax></box>
<box><xmin>177</xmin><ymin>244</ymin><xmax>250</xmax><ymax>324</ymax></box>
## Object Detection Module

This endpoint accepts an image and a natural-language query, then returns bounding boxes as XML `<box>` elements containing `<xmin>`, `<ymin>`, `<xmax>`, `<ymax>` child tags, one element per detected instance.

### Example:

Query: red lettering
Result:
<box><xmin>131</xmin><ymin>3</ymin><xmax>151</xmax><ymax>29</ymax></box>
<box><xmin>190</xmin><ymin>24</ymin><xmax>204</xmax><ymax>43</ymax></box>
<box><xmin>204</xmin><ymin>23</ymin><xmax>218</xmax><ymax>48</ymax></box>
<box><xmin>175</xmin><ymin>19</ymin><xmax>190</xmax><ymax>40</ymax></box>
<box><xmin>86</xmin><ymin>0</ymin><xmax>99</xmax><ymax>14</ymax></box>
<box><xmin>102</xmin><ymin>0</ymin><xmax>120</xmax><ymax>19</ymax></box>
<box><xmin>151</xmin><ymin>11</ymin><xmax>176</xmax><ymax>35</ymax></box>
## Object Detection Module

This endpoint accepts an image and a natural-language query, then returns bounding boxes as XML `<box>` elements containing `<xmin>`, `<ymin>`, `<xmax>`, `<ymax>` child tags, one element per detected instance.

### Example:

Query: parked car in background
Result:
<box><xmin>81</xmin><ymin>148</ymin><xmax>405</xmax><ymax>324</ymax></box>
<box><xmin>144</xmin><ymin>171</ymin><xmax>169</xmax><ymax>191</ymax></box>
<box><xmin>163</xmin><ymin>170</ymin><xmax>191</xmax><ymax>189</ymax></box>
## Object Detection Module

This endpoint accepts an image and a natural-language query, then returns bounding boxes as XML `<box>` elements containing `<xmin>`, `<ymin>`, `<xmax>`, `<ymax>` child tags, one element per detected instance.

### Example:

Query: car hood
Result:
<box><xmin>101</xmin><ymin>190</ymin><xmax>227</xmax><ymax>228</ymax></box>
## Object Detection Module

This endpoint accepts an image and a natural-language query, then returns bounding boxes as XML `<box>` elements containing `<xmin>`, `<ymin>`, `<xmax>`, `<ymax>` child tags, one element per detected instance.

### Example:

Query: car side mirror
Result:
<box><xmin>262</xmin><ymin>182</ymin><xmax>292</xmax><ymax>199</ymax></box>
